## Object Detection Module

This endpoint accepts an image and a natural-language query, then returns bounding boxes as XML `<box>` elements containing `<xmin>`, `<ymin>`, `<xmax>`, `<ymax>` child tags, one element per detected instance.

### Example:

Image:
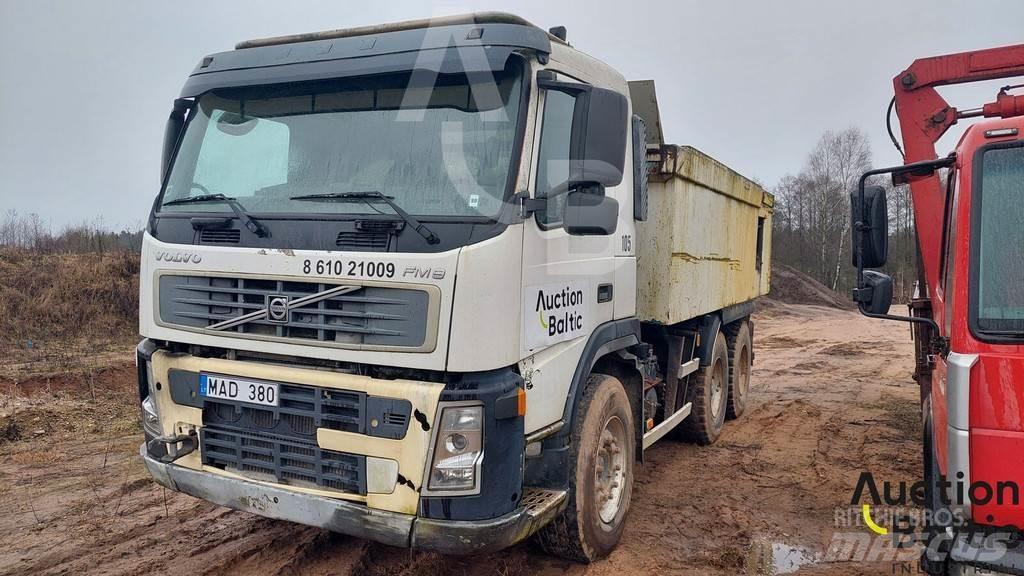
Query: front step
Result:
<box><xmin>522</xmin><ymin>487</ymin><xmax>567</xmax><ymax>521</ymax></box>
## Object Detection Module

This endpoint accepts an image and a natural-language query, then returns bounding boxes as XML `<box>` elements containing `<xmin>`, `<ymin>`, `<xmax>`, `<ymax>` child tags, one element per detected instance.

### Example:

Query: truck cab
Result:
<box><xmin>933</xmin><ymin>117</ymin><xmax>1024</xmax><ymax>530</ymax></box>
<box><xmin>138</xmin><ymin>12</ymin><xmax>771</xmax><ymax>560</ymax></box>
<box><xmin>850</xmin><ymin>44</ymin><xmax>1024</xmax><ymax>574</ymax></box>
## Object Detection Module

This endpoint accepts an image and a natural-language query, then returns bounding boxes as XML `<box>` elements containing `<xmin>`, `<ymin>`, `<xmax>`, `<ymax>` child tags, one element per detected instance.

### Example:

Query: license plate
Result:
<box><xmin>200</xmin><ymin>374</ymin><xmax>279</xmax><ymax>407</ymax></box>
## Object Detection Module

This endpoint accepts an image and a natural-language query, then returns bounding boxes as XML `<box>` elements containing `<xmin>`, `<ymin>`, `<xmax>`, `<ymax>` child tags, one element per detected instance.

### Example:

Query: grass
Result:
<box><xmin>0</xmin><ymin>248</ymin><xmax>140</xmax><ymax>383</ymax></box>
<box><xmin>0</xmin><ymin>248</ymin><xmax>139</xmax><ymax>348</ymax></box>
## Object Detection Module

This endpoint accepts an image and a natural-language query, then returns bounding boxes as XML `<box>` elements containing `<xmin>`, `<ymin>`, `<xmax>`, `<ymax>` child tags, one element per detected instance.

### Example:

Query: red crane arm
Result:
<box><xmin>892</xmin><ymin>43</ymin><xmax>1024</xmax><ymax>295</ymax></box>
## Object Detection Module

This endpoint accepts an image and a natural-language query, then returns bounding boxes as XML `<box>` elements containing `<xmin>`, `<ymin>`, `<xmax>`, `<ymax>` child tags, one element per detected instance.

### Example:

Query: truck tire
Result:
<box><xmin>677</xmin><ymin>330</ymin><xmax>729</xmax><ymax>445</ymax></box>
<box><xmin>724</xmin><ymin>320</ymin><xmax>752</xmax><ymax>419</ymax></box>
<box><xmin>535</xmin><ymin>373</ymin><xmax>635</xmax><ymax>562</ymax></box>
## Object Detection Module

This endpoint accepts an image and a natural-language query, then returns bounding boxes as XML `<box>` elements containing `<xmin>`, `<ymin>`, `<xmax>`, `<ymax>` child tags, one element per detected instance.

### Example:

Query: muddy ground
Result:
<box><xmin>0</xmin><ymin>303</ymin><xmax>922</xmax><ymax>576</ymax></box>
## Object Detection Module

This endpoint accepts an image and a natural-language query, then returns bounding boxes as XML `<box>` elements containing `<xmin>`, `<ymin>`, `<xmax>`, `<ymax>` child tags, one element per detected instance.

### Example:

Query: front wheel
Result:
<box><xmin>535</xmin><ymin>373</ymin><xmax>635</xmax><ymax>562</ymax></box>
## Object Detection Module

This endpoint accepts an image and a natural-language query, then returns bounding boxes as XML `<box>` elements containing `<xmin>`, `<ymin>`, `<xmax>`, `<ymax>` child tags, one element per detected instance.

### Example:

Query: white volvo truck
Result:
<box><xmin>138</xmin><ymin>12</ymin><xmax>773</xmax><ymax>561</ymax></box>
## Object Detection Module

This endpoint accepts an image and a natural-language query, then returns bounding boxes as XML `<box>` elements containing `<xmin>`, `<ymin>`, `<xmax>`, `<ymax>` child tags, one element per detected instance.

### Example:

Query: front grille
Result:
<box><xmin>201</xmin><ymin>426</ymin><xmax>366</xmax><ymax>494</ymax></box>
<box><xmin>158</xmin><ymin>275</ymin><xmax>429</xmax><ymax>348</ymax></box>
<box><xmin>203</xmin><ymin>382</ymin><xmax>364</xmax><ymax>437</ymax></box>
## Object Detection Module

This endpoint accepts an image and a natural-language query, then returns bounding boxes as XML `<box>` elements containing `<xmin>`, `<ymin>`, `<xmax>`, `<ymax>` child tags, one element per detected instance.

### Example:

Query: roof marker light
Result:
<box><xmin>984</xmin><ymin>128</ymin><xmax>1019</xmax><ymax>138</ymax></box>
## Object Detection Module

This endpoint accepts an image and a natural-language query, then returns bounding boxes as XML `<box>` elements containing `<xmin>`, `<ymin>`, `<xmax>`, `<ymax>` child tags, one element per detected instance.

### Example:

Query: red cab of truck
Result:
<box><xmin>851</xmin><ymin>44</ymin><xmax>1024</xmax><ymax>574</ymax></box>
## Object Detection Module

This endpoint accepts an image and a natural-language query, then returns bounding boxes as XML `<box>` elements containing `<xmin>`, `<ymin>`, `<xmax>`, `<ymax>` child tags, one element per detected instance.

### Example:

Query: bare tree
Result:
<box><xmin>804</xmin><ymin>128</ymin><xmax>872</xmax><ymax>290</ymax></box>
<box><xmin>771</xmin><ymin>126</ymin><xmax>926</xmax><ymax>302</ymax></box>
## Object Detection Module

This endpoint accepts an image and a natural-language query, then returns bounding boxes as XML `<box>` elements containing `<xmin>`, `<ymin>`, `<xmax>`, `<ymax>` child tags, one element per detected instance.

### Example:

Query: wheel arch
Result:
<box><xmin>525</xmin><ymin>319</ymin><xmax>642</xmax><ymax>490</ymax></box>
<box><xmin>558</xmin><ymin>318</ymin><xmax>641</xmax><ymax>435</ymax></box>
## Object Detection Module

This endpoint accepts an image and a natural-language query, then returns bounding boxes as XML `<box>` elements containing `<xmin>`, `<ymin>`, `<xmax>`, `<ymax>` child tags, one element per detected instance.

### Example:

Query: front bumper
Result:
<box><xmin>141</xmin><ymin>444</ymin><xmax>565</xmax><ymax>554</ymax></box>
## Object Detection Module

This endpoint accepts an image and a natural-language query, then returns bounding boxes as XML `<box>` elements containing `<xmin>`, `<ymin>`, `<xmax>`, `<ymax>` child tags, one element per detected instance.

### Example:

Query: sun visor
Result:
<box><xmin>180</xmin><ymin>21</ymin><xmax>550</xmax><ymax>98</ymax></box>
<box><xmin>181</xmin><ymin>46</ymin><xmax>520</xmax><ymax>98</ymax></box>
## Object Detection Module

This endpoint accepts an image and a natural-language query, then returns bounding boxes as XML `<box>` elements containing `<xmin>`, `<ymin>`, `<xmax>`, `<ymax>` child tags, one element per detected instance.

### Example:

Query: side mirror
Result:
<box><xmin>858</xmin><ymin>270</ymin><xmax>894</xmax><ymax>315</ymax></box>
<box><xmin>572</xmin><ymin>86</ymin><xmax>628</xmax><ymax>187</ymax></box>
<box><xmin>564</xmin><ymin>187</ymin><xmax>619</xmax><ymax>236</ymax></box>
<box><xmin>538</xmin><ymin>74</ymin><xmax>628</xmax><ymax>188</ymax></box>
<box><xmin>850</xmin><ymin>185</ymin><xmax>888</xmax><ymax>268</ymax></box>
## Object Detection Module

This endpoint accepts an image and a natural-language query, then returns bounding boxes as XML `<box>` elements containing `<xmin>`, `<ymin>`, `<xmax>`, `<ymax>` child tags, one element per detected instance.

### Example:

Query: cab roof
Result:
<box><xmin>180</xmin><ymin>12</ymin><xmax>555</xmax><ymax>98</ymax></box>
<box><xmin>235</xmin><ymin>12</ymin><xmax>563</xmax><ymax>50</ymax></box>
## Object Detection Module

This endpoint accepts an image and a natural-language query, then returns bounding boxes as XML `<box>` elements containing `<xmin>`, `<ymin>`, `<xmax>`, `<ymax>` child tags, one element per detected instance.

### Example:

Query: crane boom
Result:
<box><xmin>892</xmin><ymin>43</ymin><xmax>1024</xmax><ymax>294</ymax></box>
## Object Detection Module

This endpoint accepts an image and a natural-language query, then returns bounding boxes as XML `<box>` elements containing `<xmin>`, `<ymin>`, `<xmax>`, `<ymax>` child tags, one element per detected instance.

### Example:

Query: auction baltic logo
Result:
<box><xmin>536</xmin><ymin>285</ymin><xmax>585</xmax><ymax>336</ymax></box>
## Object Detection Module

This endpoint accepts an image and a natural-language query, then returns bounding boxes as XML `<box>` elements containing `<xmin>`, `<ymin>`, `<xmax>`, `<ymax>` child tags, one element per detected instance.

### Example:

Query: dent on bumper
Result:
<box><xmin>141</xmin><ymin>444</ymin><xmax>564</xmax><ymax>554</ymax></box>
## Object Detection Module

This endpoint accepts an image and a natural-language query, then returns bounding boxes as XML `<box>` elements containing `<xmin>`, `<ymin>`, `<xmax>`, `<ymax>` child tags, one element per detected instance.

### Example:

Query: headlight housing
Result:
<box><xmin>424</xmin><ymin>404</ymin><xmax>483</xmax><ymax>494</ymax></box>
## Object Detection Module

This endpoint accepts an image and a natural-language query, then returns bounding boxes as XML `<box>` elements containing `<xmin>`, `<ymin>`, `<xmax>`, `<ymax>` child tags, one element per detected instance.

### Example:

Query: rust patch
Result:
<box><xmin>672</xmin><ymin>252</ymin><xmax>742</xmax><ymax>270</ymax></box>
<box><xmin>276</xmin><ymin>249</ymin><xmax>296</xmax><ymax>257</ymax></box>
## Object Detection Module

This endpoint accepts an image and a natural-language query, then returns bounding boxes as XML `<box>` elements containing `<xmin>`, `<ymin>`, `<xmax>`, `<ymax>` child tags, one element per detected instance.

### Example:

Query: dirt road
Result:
<box><xmin>0</xmin><ymin>303</ymin><xmax>921</xmax><ymax>575</ymax></box>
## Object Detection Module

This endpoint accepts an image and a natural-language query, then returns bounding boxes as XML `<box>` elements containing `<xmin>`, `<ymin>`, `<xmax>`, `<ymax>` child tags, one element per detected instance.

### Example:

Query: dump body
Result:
<box><xmin>636</xmin><ymin>145</ymin><xmax>773</xmax><ymax>324</ymax></box>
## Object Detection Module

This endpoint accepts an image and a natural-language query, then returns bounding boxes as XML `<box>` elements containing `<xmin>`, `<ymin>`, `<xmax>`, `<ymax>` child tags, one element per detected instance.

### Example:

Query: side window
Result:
<box><xmin>535</xmin><ymin>90</ymin><xmax>577</xmax><ymax>227</ymax></box>
<box><xmin>193</xmin><ymin>110</ymin><xmax>290</xmax><ymax>198</ymax></box>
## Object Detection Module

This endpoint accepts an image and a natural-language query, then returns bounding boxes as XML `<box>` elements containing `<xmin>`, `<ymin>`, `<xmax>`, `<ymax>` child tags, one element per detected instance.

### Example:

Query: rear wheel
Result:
<box><xmin>725</xmin><ymin>320</ymin><xmax>752</xmax><ymax>419</ymax></box>
<box><xmin>677</xmin><ymin>330</ymin><xmax>729</xmax><ymax>445</ymax></box>
<box><xmin>535</xmin><ymin>373</ymin><xmax>635</xmax><ymax>562</ymax></box>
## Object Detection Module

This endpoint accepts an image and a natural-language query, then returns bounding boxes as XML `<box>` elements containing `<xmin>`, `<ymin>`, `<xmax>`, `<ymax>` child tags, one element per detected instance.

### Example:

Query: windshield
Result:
<box><xmin>160</xmin><ymin>64</ymin><xmax>523</xmax><ymax>219</ymax></box>
<box><xmin>973</xmin><ymin>144</ymin><xmax>1024</xmax><ymax>335</ymax></box>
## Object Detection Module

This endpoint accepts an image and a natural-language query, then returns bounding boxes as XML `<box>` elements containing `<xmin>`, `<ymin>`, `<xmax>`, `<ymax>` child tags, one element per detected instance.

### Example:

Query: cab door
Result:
<box><xmin>519</xmin><ymin>70</ymin><xmax>621</xmax><ymax>434</ymax></box>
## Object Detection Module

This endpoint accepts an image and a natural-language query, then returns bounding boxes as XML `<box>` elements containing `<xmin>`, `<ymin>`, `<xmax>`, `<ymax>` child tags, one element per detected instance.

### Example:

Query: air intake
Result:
<box><xmin>336</xmin><ymin>231</ymin><xmax>389</xmax><ymax>251</ymax></box>
<box><xmin>336</xmin><ymin>220</ymin><xmax>401</xmax><ymax>251</ymax></box>
<box><xmin>200</xmin><ymin>229</ymin><xmax>241</xmax><ymax>244</ymax></box>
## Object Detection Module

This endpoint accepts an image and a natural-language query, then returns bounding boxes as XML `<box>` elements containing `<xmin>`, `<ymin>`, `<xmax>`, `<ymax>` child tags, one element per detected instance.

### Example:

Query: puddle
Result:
<box><xmin>747</xmin><ymin>539</ymin><xmax>821</xmax><ymax>575</ymax></box>
<box><xmin>770</xmin><ymin>542</ymin><xmax>820</xmax><ymax>574</ymax></box>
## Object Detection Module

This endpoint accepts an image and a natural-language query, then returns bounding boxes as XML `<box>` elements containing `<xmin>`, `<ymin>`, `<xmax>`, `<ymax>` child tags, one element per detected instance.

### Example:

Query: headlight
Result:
<box><xmin>140</xmin><ymin>361</ymin><xmax>161</xmax><ymax>436</ymax></box>
<box><xmin>141</xmin><ymin>396</ymin><xmax>161</xmax><ymax>436</ymax></box>
<box><xmin>426</xmin><ymin>404</ymin><xmax>483</xmax><ymax>493</ymax></box>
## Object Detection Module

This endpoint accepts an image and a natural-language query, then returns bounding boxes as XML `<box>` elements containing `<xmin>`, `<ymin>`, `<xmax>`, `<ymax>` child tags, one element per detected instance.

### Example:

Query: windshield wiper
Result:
<box><xmin>163</xmin><ymin>193</ymin><xmax>269</xmax><ymax>238</ymax></box>
<box><xmin>290</xmin><ymin>191</ymin><xmax>440</xmax><ymax>245</ymax></box>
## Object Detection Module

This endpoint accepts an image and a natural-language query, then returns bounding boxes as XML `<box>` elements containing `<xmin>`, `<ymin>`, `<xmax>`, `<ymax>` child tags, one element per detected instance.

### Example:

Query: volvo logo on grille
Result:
<box><xmin>266</xmin><ymin>295</ymin><xmax>290</xmax><ymax>324</ymax></box>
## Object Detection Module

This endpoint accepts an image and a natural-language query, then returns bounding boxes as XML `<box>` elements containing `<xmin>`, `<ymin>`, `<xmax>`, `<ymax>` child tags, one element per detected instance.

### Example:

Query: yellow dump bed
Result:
<box><xmin>636</xmin><ymin>145</ymin><xmax>774</xmax><ymax>325</ymax></box>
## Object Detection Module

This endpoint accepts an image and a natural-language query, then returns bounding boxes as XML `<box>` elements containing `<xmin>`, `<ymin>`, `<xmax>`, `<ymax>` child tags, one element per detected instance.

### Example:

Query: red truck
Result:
<box><xmin>851</xmin><ymin>44</ymin><xmax>1024</xmax><ymax>574</ymax></box>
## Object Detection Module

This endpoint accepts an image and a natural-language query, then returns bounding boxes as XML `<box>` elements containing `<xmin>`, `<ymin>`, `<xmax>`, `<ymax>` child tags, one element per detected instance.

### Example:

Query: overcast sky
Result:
<box><xmin>2</xmin><ymin>0</ymin><xmax>1023</xmax><ymax>230</ymax></box>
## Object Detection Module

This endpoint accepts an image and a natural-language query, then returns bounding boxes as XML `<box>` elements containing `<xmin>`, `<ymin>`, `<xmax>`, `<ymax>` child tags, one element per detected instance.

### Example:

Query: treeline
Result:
<box><xmin>0</xmin><ymin>210</ymin><xmax>144</xmax><ymax>253</ymax></box>
<box><xmin>771</xmin><ymin>128</ymin><xmax>919</xmax><ymax>302</ymax></box>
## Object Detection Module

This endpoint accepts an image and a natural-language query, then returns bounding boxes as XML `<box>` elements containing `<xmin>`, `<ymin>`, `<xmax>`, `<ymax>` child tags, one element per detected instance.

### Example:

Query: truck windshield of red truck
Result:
<box><xmin>973</xmin><ymin>143</ymin><xmax>1024</xmax><ymax>336</ymax></box>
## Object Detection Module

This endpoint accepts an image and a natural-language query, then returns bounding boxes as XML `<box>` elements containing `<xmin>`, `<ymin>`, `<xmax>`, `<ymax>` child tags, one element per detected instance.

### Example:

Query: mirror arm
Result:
<box><xmin>518</xmin><ymin>180</ymin><xmax>605</xmax><ymax>218</ymax></box>
<box><xmin>517</xmin><ymin>191</ymin><xmax>548</xmax><ymax>217</ymax></box>
<box><xmin>536</xmin><ymin>75</ymin><xmax>591</xmax><ymax>96</ymax></box>
<box><xmin>856</xmin><ymin>304</ymin><xmax>940</xmax><ymax>332</ymax></box>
